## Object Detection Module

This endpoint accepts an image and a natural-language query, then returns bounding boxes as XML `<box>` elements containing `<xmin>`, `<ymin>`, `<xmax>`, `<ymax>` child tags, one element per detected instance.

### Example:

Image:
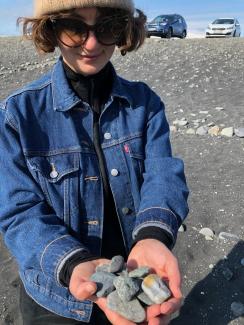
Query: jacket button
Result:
<box><xmin>111</xmin><ymin>169</ymin><xmax>119</xmax><ymax>177</ymax></box>
<box><xmin>104</xmin><ymin>132</ymin><xmax>112</xmax><ymax>140</ymax></box>
<box><xmin>50</xmin><ymin>170</ymin><xmax>58</xmax><ymax>178</ymax></box>
<box><xmin>122</xmin><ymin>207</ymin><xmax>130</xmax><ymax>215</ymax></box>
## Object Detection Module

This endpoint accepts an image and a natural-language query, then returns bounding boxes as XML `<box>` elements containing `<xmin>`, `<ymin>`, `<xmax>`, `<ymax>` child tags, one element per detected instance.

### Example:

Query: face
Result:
<box><xmin>57</xmin><ymin>8</ymin><xmax>116</xmax><ymax>75</ymax></box>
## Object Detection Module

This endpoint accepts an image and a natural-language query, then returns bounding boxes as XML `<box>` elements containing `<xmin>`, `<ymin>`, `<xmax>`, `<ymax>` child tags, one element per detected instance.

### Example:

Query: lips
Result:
<box><xmin>79</xmin><ymin>53</ymin><xmax>101</xmax><ymax>59</ymax></box>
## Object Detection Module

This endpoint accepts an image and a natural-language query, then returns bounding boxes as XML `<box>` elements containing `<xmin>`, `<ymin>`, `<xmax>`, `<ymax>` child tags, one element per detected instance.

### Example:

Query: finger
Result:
<box><xmin>160</xmin><ymin>297</ymin><xmax>182</xmax><ymax>315</ymax></box>
<box><xmin>148</xmin><ymin>315</ymin><xmax>171</xmax><ymax>325</ymax></box>
<box><xmin>74</xmin><ymin>281</ymin><xmax>97</xmax><ymax>300</ymax></box>
<box><xmin>167</xmin><ymin>262</ymin><xmax>182</xmax><ymax>298</ymax></box>
<box><xmin>146</xmin><ymin>304</ymin><xmax>161</xmax><ymax>320</ymax></box>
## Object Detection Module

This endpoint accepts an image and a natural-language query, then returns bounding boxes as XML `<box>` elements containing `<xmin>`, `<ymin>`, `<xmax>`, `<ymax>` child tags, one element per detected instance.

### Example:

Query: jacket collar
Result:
<box><xmin>51</xmin><ymin>57</ymin><xmax>133</xmax><ymax>112</ymax></box>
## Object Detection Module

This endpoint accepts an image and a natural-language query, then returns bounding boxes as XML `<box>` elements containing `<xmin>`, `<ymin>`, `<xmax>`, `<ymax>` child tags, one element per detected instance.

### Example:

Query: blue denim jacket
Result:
<box><xmin>0</xmin><ymin>58</ymin><xmax>189</xmax><ymax>321</ymax></box>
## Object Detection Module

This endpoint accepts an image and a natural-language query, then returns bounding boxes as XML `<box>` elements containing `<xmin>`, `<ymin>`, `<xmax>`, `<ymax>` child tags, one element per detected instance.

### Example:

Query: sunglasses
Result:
<box><xmin>51</xmin><ymin>15</ymin><xmax>128</xmax><ymax>47</ymax></box>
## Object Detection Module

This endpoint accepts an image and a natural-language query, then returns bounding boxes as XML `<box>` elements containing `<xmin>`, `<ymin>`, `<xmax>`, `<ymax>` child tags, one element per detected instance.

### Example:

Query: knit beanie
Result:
<box><xmin>34</xmin><ymin>0</ymin><xmax>135</xmax><ymax>17</ymax></box>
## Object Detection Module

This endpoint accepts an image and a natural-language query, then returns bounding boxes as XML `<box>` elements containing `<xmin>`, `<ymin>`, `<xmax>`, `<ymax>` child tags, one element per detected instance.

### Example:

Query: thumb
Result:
<box><xmin>74</xmin><ymin>281</ymin><xmax>97</xmax><ymax>301</ymax></box>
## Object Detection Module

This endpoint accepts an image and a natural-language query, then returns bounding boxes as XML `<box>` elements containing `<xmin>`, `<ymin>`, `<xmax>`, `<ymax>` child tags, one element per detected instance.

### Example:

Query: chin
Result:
<box><xmin>75</xmin><ymin>63</ymin><xmax>105</xmax><ymax>76</ymax></box>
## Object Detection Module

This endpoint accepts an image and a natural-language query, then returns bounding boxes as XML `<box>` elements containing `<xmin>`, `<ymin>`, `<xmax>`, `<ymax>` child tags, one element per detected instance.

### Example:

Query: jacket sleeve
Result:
<box><xmin>0</xmin><ymin>102</ymin><xmax>89</xmax><ymax>285</ymax></box>
<box><xmin>132</xmin><ymin>86</ymin><xmax>189</xmax><ymax>248</ymax></box>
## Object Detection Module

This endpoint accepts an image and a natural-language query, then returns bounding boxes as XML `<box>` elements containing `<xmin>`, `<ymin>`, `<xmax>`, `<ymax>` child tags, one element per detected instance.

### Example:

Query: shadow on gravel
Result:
<box><xmin>171</xmin><ymin>241</ymin><xmax>244</xmax><ymax>325</ymax></box>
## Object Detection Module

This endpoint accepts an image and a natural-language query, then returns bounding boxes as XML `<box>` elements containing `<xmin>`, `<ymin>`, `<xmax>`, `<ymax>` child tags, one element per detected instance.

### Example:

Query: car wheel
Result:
<box><xmin>180</xmin><ymin>30</ymin><xmax>187</xmax><ymax>39</ymax></box>
<box><xmin>166</xmin><ymin>28</ymin><xmax>172</xmax><ymax>39</ymax></box>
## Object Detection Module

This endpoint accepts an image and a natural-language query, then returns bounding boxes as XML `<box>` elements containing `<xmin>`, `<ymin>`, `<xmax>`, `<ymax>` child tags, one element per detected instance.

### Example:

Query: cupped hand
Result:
<box><xmin>127</xmin><ymin>239</ymin><xmax>183</xmax><ymax>324</ymax></box>
<box><xmin>69</xmin><ymin>259</ymin><xmax>137</xmax><ymax>325</ymax></box>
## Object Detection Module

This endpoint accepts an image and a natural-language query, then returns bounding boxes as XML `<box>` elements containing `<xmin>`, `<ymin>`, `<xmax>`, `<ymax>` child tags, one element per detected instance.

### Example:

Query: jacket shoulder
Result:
<box><xmin>1</xmin><ymin>70</ymin><xmax>52</xmax><ymax>110</ymax></box>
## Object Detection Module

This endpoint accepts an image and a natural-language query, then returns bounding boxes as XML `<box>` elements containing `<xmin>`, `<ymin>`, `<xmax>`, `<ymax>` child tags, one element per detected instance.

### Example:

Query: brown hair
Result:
<box><xmin>17</xmin><ymin>7</ymin><xmax>146</xmax><ymax>55</ymax></box>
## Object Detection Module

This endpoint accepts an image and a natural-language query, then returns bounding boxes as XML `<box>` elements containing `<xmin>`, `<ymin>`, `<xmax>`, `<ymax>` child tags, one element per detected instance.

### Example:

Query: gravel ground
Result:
<box><xmin>0</xmin><ymin>36</ymin><xmax>244</xmax><ymax>325</ymax></box>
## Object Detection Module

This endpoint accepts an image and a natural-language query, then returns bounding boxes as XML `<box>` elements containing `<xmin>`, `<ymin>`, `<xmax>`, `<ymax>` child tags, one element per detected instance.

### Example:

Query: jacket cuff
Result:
<box><xmin>131</xmin><ymin>226</ymin><xmax>173</xmax><ymax>250</ymax></box>
<box><xmin>40</xmin><ymin>234</ymin><xmax>89</xmax><ymax>285</ymax></box>
<box><xmin>59</xmin><ymin>251</ymin><xmax>100</xmax><ymax>287</ymax></box>
<box><xmin>132</xmin><ymin>207</ymin><xmax>180</xmax><ymax>247</ymax></box>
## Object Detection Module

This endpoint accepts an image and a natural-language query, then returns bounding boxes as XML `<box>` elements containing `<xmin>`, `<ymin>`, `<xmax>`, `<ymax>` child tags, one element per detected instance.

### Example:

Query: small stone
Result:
<box><xmin>240</xmin><ymin>258</ymin><xmax>244</xmax><ymax>266</ymax></box>
<box><xmin>142</xmin><ymin>274</ymin><xmax>171</xmax><ymax>304</ymax></box>
<box><xmin>221</xmin><ymin>127</ymin><xmax>234</xmax><ymax>137</ymax></box>
<box><xmin>196</xmin><ymin>126</ymin><xmax>208</xmax><ymax>135</ymax></box>
<box><xmin>95</xmin><ymin>264</ymin><xmax>110</xmax><ymax>273</ymax></box>
<box><xmin>109</xmin><ymin>255</ymin><xmax>125</xmax><ymax>273</ymax></box>
<box><xmin>208</xmin><ymin>126</ymin><xmax>220</xmax><ymax>136</ymax></box>
<box><xmin>178</xmin><ymin>120</ymin><xmax>188</xmax><ymax>126</ymax></box>
<box><xmin>114</xmin><ymin>275</ymin><xmax>140</xmax><ymax>301</ymax></box>
<box><xmin>222</xmin><ymin>267</ymin><xmax>233</xmax><ymax>281</ymax></box>
<box><xmin>107</xmin><ymin>291</ymin><xmax>146</xmax><ymax>323</ymax></box>
<box><xmin>199</xmin><ymin>110</ymin><xmax>209</xmax><ymax>114</ymax></box>
<box><xmin>186</xmin><ymin>128</ymin><xmax>195</xmax><ymax>135</ymax></box>
<box><xmin>218</xmin><ymin>232</ymin><xmax>239</xmax><ymax>241</ymax></box>
<box><xmin>90</xmin><ymin>271</ymin><xmax>116</xmax><ymax>298</ymax></box>
<box><xmin>215</xmin><ymin>106</ymin><xmax>224</xmax><ymax>111</ymax></box>
<box><xmin>235</xmin><ymin>128</ymin><xmax>244</xmax><ymax>138</ymax></box>
<box><xmin>199</xmin><ymin>228</ymin><xmax>215</xmax><ymax>240</ymax></box>
<box><xmin>137</xmin><ymin>291</ymin><xmax>155</xmax><ymax>306</ymax></box>
<box><xmin>231</xmin><ymin>302</ymin><xmax>244</xmax><ymax>317</ymax></box>
<box><xmin>129</xmin><ymin>267</ymin><xmax>150</xmax><ymax>278</ymax></box>
<box><xmin>178</xmin><ymin>224</ymin><xmax>187</xmax><ymax>232</ymax></box>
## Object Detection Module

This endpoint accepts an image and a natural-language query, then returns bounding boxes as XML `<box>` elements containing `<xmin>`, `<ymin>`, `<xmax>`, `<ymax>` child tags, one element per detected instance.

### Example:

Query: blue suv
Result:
<box><xmin>146</xmin><ymin>14</ymin><xmax>187</xmax><ymax>39</ymax></box>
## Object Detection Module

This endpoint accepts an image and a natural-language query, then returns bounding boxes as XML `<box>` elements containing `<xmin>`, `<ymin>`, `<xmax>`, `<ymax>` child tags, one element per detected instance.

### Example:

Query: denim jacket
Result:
<box><xmin>0</xmin><ymin>58</ymin><xmax>189</xmax><ymax>321</ymax></box>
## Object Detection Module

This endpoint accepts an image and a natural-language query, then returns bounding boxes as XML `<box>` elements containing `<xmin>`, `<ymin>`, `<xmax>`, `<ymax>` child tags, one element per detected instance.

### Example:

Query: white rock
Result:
<box><xmin>235</xmin><ymin>128</ymin><xmax>244</xmax><ymax>138</ymax></box>
<box><xmin>186</xmin><ymin>128</ymin><xmax>195</xmax><ymax>135</ymax></box>
<box><xmin>215</xmin><ymin>107</ymin><xmax>225</xmax><ymax>111</ymax></box>
<box><xmin>221</xmin><ymin>127</ymin><xmax>234</xmax><ymax>137</ymax></box>
<box><xmin>199</xmin><ymin>228</ymin><xmax>215</xmax><ymax>239</ymax></box>
<box><xmin>208</xmin><ymin>126</ymin><xmax>220</xmax><ymax>136</ymax></box>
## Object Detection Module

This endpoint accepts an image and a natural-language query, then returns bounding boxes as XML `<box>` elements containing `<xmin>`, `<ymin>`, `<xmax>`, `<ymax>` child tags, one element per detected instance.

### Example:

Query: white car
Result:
<box><xmin>206</xmin><ymin>18</ymin><xmax>241</xmax><ymax>38</ymax></box>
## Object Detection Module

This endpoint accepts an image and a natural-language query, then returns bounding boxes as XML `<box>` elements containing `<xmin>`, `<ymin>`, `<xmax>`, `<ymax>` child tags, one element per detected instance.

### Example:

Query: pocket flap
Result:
<box><xmin>27</xmin><ymin>153</ymin><xmax>79</xmax><ymax>182</ymax></box>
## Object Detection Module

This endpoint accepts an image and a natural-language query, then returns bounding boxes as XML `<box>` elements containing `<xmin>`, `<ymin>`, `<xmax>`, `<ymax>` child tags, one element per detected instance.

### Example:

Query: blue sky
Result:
<box><xmin>1</xmin><ymin>0</ymin><xmax>244</xmax><ymax>37</ymax></box>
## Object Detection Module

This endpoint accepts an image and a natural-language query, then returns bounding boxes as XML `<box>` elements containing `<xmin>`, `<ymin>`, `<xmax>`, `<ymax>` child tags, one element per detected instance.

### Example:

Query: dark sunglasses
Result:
<box><xmin>51</xmin><ymin>15</ymin><xmax>128</xmax><ymax>47</ymax></box>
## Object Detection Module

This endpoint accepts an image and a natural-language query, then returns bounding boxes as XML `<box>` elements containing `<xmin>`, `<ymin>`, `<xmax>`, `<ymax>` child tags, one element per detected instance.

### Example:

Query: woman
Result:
<box><xmin>0</xmin><ymin>0</ymin><xmax>189</xmax><ymax>324</ymax></box>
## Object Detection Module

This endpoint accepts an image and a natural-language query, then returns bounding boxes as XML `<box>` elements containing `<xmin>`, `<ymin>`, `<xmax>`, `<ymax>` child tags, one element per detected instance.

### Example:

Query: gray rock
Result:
<box><xmin>95</xmin><ymin>264</ymin><xmax>110</xmax><ymax>273</ymax></box>
<box><xmin>199</xmin><ymin>227</ymin><xmax>215</xmax><ymax>240</ymax></box>
<box><xmin>109</xmin><ymin>255</ymin><xmax>125</xmax><ymax>273</ymax></box>
<box><xmin>235</xmin><ymin>127</ymin><xmax>244</xmax><ymax>138</ymax></box>
<box><xmin>137</xmin><ymin>291</ymin><xmax>155</xmax><ymax>306</ymax></box>
<box><xmin>218</xmin><ymin>232</ymin><xmax>239</xmax><ymax>242</ymax></box>
<box><xmin>114</xmin><ymin>275</ymin><xmax>140</xmax><ymax>301</ymax></box>
<box><xmin>241</xmin><ymin>258</ymin><xmax>244</xmax><ymax>266</ymax></box>
<box><xmin>107</xmin><ymin>291</ymin><xmax>146</xmax><ymax>323</ymax></box>
<box><xmin>129</xmin><ymin>267</ymin><xmax>150</xmax><ymax>278</ymax></box>
<box><xmin>196</xmin><ymin>126</ymin><xmax>208</xmax><ymax>135</ymax></box>
<box><xmin>231</xmin><ymin>302</ymin><xmax>244</xmax><ymax>317</ymax></box>
<box><xmin>90</xmin><ymin>271</ymin><xmax>116</xmax><ymax>298</ymax></box>
<box><xmin>142</xmin><ymin>274</ymin><xmax>171</xmax><ymax>304</ymax></box>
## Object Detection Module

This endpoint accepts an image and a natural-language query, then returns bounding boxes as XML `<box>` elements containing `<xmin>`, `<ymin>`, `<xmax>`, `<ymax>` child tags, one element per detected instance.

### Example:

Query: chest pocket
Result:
<box><xmin>27</xmin><ymin>153</ymin><xmax>80</xmax><ymax>226</ymax></box>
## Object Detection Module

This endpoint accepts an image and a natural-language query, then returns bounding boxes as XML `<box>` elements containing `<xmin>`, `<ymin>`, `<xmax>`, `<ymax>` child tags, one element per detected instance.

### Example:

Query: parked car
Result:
<box><xmin>206</xmin><ymin>18</ymin><xmax>241</xmax><ymax>37</ymax></box>
<box><xmin>146</xmin><ymin>14</ymin><xmax>187</xmax><ymax>39</ymax></box>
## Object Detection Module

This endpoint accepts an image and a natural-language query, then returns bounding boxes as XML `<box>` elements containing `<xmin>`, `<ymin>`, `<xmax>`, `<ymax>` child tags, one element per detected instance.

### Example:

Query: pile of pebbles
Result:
<box><xmin>90</xmin><ymin>255</ymin><xmax>171</xmax><ymax>323</ymax></box>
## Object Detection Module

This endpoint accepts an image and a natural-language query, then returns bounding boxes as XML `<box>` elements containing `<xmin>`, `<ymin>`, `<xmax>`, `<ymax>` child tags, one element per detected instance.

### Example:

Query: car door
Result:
<box><xmin>173</xmin><ymin>16</ymin><xmax>182</xmax><ymax>36</ymax></box>
<box><xmin>235</xmin><ymin>20</ymin><xmax>241</xmax><ymax>36</ymax></box>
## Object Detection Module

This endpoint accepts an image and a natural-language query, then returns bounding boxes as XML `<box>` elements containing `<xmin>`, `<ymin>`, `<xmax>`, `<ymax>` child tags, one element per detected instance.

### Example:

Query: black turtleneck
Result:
<box><xmin>59</xmin><ymin>60</ymin><xmax>173</xmax><ymax>287</ymax></box>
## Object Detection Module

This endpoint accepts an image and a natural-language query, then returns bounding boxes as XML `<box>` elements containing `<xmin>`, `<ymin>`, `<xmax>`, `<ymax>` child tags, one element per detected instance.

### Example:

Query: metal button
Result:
<box><xmin>50</xmin><ymin>163</ymin><xmax>58</xmax><ymax>178</ymax></box>
<box><xmin>50</xmin><ymin>170</ymin><xmax>58</xmax><ymax>178</ymax></box>
<box><xmin>122</xmin><ymin>207</ymin><xmax>130</xmax><ymax>215</ymax></box>
<box><xmin>104</xmin><ymin>132</ymin><xmax>112</xmax><ymax>140</ymax></box>
<box><xmin>111</xmin><ymin>169</ymin><xmax>119</xmax><ymax>177</ymax></box>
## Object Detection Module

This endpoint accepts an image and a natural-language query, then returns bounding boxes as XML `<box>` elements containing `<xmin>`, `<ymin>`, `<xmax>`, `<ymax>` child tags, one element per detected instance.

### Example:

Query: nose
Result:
<box><xmin>83</xmin><ymin>31</ymin><xmax>100</xmax><ymax>50</ymax></box>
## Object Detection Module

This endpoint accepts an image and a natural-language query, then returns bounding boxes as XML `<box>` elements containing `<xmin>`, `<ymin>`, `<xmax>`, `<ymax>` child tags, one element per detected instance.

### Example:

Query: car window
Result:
<box><xmin>212</xmin><ymin>19</ymin><xmax>234</xmax><ymax>24</ymax></box>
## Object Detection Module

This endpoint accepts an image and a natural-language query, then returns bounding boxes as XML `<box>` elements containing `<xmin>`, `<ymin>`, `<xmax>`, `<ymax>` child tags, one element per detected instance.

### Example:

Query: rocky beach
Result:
<box><xmin>0</xmin><ymin>36</ymin><xmax>244</xmax><ymax>325</ymax></box>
